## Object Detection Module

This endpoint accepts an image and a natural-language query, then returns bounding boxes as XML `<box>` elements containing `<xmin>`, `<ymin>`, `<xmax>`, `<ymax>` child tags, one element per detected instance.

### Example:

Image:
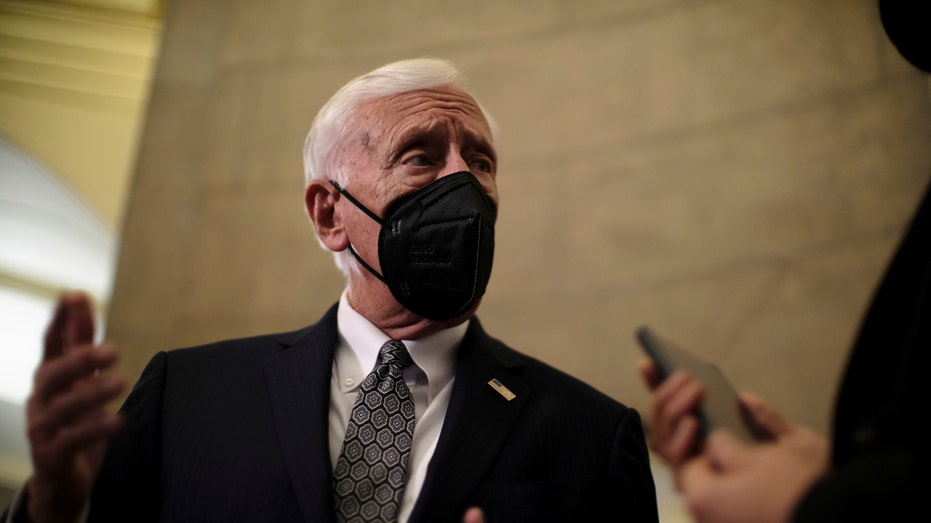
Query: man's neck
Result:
<box><xmin>344</xmin><ymin>284</ymin><xmax>473</xmax><ymax>340</ymax></box>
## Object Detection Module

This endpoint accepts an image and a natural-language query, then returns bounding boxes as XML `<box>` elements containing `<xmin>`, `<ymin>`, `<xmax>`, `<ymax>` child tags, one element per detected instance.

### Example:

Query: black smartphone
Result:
<box><xmin>636</xmin><ymin>326</ymin><xmax>771</xmax><ymax>443</ymax></box>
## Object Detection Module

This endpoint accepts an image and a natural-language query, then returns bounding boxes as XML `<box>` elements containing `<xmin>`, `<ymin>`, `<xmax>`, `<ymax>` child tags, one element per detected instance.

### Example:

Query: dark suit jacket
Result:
<box><xmin>82</xmin><ymin>311</ymin><xmax>658</xmax><ymax>522</ymax></box>
<box><xmin>793</xmin><ymin>183</ymin><xmax>931</xmax><ymax>521</ymax></box>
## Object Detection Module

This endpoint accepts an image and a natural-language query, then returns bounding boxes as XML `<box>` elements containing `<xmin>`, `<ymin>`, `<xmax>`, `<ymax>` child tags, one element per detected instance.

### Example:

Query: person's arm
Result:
<box><xmin>793</xmin><ymin>446</ymin><xmax>922</xmax><ymax>522</ymax></box>
<box><xmin>3</xmin><ymin>487</ymin><xmax>89</xmax><ymax>523</ymax></box>
<box><xmin>18</xmin><ymin>292</ymin><xmax>125</xmax><ymax>523</ymax></box>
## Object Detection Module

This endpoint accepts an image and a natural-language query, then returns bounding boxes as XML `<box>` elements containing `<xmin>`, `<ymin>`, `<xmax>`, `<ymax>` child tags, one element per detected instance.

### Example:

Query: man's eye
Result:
<box><xmin>407</xmin><ymin>155</ymin><xmax>430</xmax><ymax>166</ymax></box>
<box><xmin>470</xmin><ymin>159</ymin><xmax>493</xmax><ymax>173</ymax></box>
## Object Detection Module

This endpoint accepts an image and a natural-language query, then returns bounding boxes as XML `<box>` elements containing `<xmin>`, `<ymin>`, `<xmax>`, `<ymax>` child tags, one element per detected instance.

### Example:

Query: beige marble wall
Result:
<box><xmin>109</xmin><ymin>0</ymin><xmax>931</xmax><ymax>447</ymax></box>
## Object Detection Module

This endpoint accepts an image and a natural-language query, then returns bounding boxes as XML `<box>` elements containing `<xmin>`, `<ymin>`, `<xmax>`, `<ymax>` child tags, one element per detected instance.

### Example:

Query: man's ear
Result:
<box><xmin>305</xmin><ymin>180</ymin><xmax>348</xmax><ymax>251</ymax></box>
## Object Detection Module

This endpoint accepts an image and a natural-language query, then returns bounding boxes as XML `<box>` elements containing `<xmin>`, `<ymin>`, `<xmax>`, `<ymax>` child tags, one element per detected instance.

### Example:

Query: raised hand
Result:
<box><xmin>25</xmin><ymin>292</ymin><xmax>125</xmax><ymax>523</ymax></box>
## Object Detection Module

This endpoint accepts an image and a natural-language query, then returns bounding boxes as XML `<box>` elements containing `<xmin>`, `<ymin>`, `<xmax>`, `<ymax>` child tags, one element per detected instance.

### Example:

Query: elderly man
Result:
<box><xmin>6</xmin><ymin>58</ymin><xmax>658</xmax><ymax>523</ymax></box>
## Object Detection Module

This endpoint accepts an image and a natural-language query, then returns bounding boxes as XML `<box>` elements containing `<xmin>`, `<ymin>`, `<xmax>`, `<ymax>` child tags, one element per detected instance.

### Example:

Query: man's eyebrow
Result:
<box><xmin>390</xmin><ymin>115</ymin><xmax>454</xmax><ymax>147</ymax></box>
<box><xmin>383</xmin><ymin>119</ymin><xmax>496</xmax><ymax>165</ymax></box>
<box><xmin>386</xmin><ymin>127</ymin><xmax>440</xmax><ymax>160</ymax></box>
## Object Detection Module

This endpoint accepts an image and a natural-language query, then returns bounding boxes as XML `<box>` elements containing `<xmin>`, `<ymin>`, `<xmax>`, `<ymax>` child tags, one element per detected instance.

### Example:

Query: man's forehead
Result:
<box><xmin>361</xmin><ymin>85</ymin><xmax>489</xmax><ymax>129</ymax></box>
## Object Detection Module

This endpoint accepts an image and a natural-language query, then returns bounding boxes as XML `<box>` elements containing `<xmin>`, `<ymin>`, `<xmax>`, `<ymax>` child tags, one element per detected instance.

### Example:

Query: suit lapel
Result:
<box><xmin>409</xmin><ymin>318</ymin><xmax>530</xmax><ymax>522</ymax></box>
<box><xmin>264</xmin><ymin>304</ymin><xmax>339</xmax><ymax>523</ymax></box>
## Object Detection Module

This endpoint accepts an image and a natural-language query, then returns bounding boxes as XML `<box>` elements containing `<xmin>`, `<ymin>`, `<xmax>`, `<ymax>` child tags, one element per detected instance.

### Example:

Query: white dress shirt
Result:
<box><xmin>330</xmin><ymin>290</ymin><xmax>465</xmax><ymax>522</ymax></box>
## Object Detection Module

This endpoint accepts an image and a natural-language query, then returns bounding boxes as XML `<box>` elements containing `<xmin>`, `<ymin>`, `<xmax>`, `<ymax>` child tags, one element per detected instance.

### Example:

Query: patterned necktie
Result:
<box><xmin>333</xmin><ymin>340</ymin><xmax>416</xmax><ymax>522</ymax></box>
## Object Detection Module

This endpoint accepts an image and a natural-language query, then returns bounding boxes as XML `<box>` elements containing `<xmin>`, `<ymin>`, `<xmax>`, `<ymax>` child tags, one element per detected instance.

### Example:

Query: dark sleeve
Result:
<box><xmin>796</xmin><ymin>186</ymin><xmax>931</xmax><ymax>522</ymax></box>
<box><xmin>87</xmin><ymin>351</ymin><xmax>168</xmax><ymax>523</ymax></box>
<box><xmin>793</xmin><ymin>447</ymin><xmax>924</xmax><ymax>522</ymax></box>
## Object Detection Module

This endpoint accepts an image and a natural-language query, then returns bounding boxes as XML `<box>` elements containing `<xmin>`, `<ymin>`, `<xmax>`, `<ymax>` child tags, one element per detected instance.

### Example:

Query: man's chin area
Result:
<box><xmin>391</xmin><ymin>302</ymin><xmax>481</xmax><ymax>340</ymax></box>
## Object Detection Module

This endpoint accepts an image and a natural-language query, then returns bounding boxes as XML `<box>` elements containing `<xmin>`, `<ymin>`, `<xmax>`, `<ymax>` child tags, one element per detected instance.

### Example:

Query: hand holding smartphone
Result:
<box><xmin>637</xmin><ymin>326</ymin><xmax>771</xmax><ymax>444</ymax></box>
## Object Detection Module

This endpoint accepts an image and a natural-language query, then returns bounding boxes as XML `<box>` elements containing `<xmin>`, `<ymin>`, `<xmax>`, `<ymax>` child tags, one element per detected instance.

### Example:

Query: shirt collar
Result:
<box><xmin>336</xmin><ymin>290</ymin><xmax>466</xmax><ymax>400</ymax></box>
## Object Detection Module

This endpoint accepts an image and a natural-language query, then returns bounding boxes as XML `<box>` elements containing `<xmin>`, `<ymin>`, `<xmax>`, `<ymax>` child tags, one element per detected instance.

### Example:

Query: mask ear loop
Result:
<box><xmin>329</xmin><ymin>180</ymin><xmax>388</xmax><ymax>284</ymax></box>
<box><xmin>344</xmin><ymin>244</ymin><xmax>387</xmax><ymax>284</ymax></box>
<box><xmin>329</xmin><ymin>180</ymin><xmax>384</xmax><ymax>224</ymax></box>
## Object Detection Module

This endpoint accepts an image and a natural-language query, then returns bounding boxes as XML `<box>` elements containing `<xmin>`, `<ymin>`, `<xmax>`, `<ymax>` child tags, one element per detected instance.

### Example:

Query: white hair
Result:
<box><xmin>302</xmin><ymin>58</ymin><xmax>498</xmax><ymax>275</ymax></box>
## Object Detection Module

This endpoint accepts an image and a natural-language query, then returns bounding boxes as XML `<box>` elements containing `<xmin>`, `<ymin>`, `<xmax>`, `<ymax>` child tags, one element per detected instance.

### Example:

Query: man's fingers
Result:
<box><xmin>703</xmin><ymin>430</ymin><xmax>748</xmax><ymax>471</ymax></box>
<box><xmin>56</xmin><ymin>412</ymin><xmax>123</xmax><ymax>456</ymax></box>
<box><xmin>29</xmin><ymin>374</ymin><xmax>124</xmax><ymax>448</ymax></box>
<box><xmin>739</xmin><ymin>392</ymin><xmax>791</xmax><ymax>437</ymax></box>
<box><xmin>652</xmin><ymin>372</ymin><xmax>704</xmax><ymax>439</ymax></box>
<box><xmin>42</xmin><ymin>292</ymin><xmax>94</xmax><ymax>362</ymax></box>
<box><xmin>666</xmin><ymin>416</ymin><xmax>701</xmax><ymax>466</ymax></box>
<box><xmin>32</xmin><ymin>411</ymin><xmax>123</xmax><ymax>459</ymax></box>
<box><xmin>42</xmin><ymin>295</ymin><xmax>72</xmax><ymax>361</ymax></box>
<box><xmin>653</xmin><ymin>371</ymin><xmax>700</xmax><ymax>406</ymax></box>
<box><xmin>677</xmin><ymin>453</ymin><xmax>731</xmax><ymax>522</ymax></box>
<box><xmin>661</xmin><ymin>375</ymin><xmax>704</xmax><ymax>421</ymax></box>
<box><xmin>638</xmin><ymin>358</ymin><xmax>662</xmax><ymax>389</ymax></box>
<box><xmin>33</xmin><ymin>345</ymin><xmax>119</xmax><ymax>404</ymax></box>
<box><xmin>676</xmin><ymin>453</ymin><xmax>715</xmax><ymax>495</ymax></box>
<box><xmin>648</xmin><ymin>371</ymin><xmax>705</xmax><ymax>466</ymax></box>
<box><xmin>34</xmin><ymin>376</ymin><xmax>125</xmax><ymax>435</ymax></box>
<box><xmin>62</xmin><ymin>292</ymin><xmax>94</xmax><ymax>350</ymax></box>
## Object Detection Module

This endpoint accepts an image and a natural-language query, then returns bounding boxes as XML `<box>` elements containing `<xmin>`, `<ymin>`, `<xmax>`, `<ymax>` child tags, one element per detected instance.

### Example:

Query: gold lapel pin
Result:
<box><xmin>487</xmin><ymin>378</ymin><xmax>516</xmax><ymax>401</ymax></box>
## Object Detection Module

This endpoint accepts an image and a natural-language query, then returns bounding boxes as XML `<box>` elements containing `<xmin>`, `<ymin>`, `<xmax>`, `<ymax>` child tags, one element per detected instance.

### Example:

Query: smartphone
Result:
<box><xmin>636</xmin><ymin>326</ymin><xmax>771</xmax><ymax>443</ymax></box>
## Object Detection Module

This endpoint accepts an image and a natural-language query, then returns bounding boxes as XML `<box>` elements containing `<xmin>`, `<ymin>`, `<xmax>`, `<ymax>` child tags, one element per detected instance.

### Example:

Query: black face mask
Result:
<box><xmin>330</xmin><ymin>171</ymin><xmax>496</xmax><ymax>320</ymax></box>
